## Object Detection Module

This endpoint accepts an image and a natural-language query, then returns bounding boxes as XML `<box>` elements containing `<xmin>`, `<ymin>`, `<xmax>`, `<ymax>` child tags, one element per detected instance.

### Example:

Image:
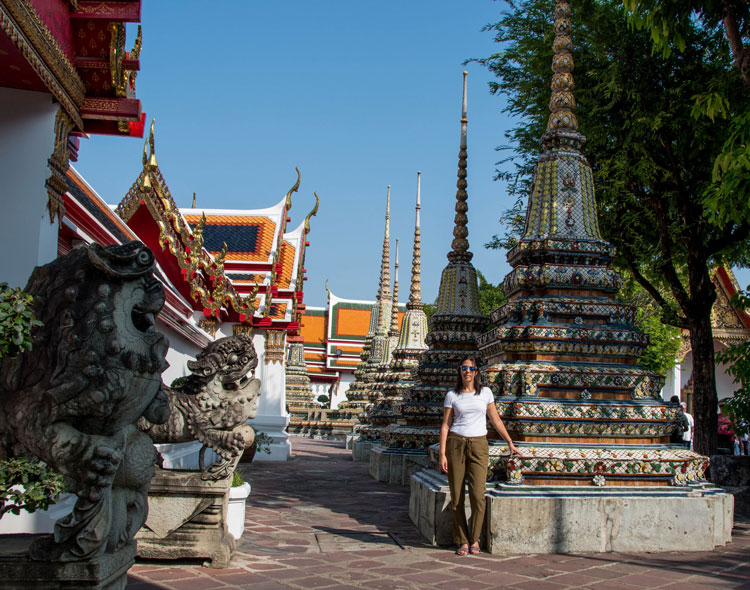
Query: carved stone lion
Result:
<box><xmin>0</xmin><ymin>242</ymin><xmax>170</xmax><ymax>562</ymax></box>
<box><xmin>139</xmin><ymin>333</ymin><xmax>260</xmax><ymax>480</ymax></box>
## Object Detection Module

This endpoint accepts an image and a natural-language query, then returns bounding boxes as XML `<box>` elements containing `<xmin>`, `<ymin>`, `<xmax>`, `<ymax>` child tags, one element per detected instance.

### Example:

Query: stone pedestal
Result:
<box><xmin>370</xmin><ymin>445</ymin><xmax>428</xmax><ymax>485</ymax></box>
<box><xmin>0</xmin><ymin>535</ymin><xmax>135</xmax><ymax>590</ymax></box>
<box><xmin>136</xmin><ymin>468</ymin><xmax>235</xmax><ymax>568</ymax></box>
<box><xmin>352</xmin><ymin>438</ymin><xmax>375</xmax><ymax>462</ymax></box>
<box><xmin>410</xmin><ymin>468</ymin><xmax>735</xmax><ymax>553</ymax></box>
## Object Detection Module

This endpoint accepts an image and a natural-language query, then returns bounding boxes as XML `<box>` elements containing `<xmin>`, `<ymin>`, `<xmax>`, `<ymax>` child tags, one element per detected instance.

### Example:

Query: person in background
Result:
<box><xmin>681</xmin><ymin>402</ymin><xmax>694</xmax><ymax>450</ymax></box>
<box><xmin>439</xmin><ymin>357</ymin><xmax>519</xmax><ymax>556</ymax></box>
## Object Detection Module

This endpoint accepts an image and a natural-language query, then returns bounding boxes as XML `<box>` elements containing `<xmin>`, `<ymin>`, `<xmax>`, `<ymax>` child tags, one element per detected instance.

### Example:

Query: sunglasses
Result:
<box><xmin>460</xmin><ymin>366</ymin><xmax>477</xmax><ymax>372</ymax></box>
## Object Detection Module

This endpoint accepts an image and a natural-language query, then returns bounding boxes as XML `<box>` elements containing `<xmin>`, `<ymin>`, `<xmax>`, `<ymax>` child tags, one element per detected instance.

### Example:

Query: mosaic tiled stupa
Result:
<box><xmin>382</xmin><ymin>73</ymin><xmax>487</xmax><ymax>451</ymax></box>
<box><xmin>358</xmin><ymin>239</ymin><xmax>402</xmax><ymax>443</ymax></box>
<box><xmin>340</xmin><ymin>187</ymin><xmax>393</xmax><ymax>416</ymax></box>
<box><xmin>478</xmin><ymin>0</ymin><xmax>708</xmax><ymax>487</ymax></box>
<box><xmin>368</xmin><ymin>175</ymin><xmax>430</xmax><ymax>449</ymax></box>
<box><xmin>285</xmin><ymin>342</ymin><xmax>316</xmax><ymax>409</ymax></box>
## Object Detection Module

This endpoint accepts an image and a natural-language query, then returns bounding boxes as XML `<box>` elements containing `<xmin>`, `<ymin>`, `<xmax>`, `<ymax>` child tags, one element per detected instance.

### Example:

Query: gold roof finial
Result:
<box><xmin>285</xmin><ymin>167</ymin><xmax>301</xmax><ymax>212</ymax></box>
<box><xmin>408</xmin><ymin>171</ymin><xmax>423</xmax><ymax>309</ymax></box>
<box><xmin>390</xmin><ymin>238</ymin><xmax>400</xmax><ymax>337</ymax></box>
<box><xmin>304</xmin><ymin>192</ymin><xmax>319</xmax><ymax>234</ymax></box>
<box><xmin>448</xmin><ymin>71</ymin><xmax>472</xmax><ymax>263</ymax></box>
<box><xmin>147</xmin><ymin>118</ymin><xmax>157</xmax><ymax>169</ymax></box>
<box><xmin>192</xmin><ymin>192</ymin><xmax>196</xmax><ymax>208</ymax></box>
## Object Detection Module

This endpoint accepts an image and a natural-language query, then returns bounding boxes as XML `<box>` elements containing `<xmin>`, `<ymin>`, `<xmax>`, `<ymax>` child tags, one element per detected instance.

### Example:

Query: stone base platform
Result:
<box><xmin>0</xmin><ymin>535</ymin><xmax>135</xmax><ymax>589</ymax></box>
<box><xmin>351</xmin><ymin>438</ymin><xmax>375</xmax><ymax>462</ymax></box>
<box><xmin>135</xmin><ymin>468</ymin><xmax>235</xmax><ymax>568</ymax></box>
<box><xmin>370</xmin><ymin>445</ymin><xmax>428</xmax><ymax>485</ymax></box>
<box><xmin>410</xmin><ymin>468</ymin><xmax>734</xmax><ymax>553</ymax></box>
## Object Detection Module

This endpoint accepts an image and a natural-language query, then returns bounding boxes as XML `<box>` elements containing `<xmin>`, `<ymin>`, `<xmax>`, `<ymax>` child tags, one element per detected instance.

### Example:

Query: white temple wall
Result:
<box><xmin>155</xmin><ymin>319</ymin><xmax>203</xmax><ymax>386</ymax></box>
<box><xmin>663</xmin><ymin>346</ymin><xmax>739</xmax><ymax>404</ymax></box>
<box><xmin>330</xmin><ymin>373</ymin><xmax>355</xmax><ymax>409</ymax></box>
<box><xmin>0</xmin><ymin>88</ymin><xmax>58</xmax><ymax>288</ymax></box>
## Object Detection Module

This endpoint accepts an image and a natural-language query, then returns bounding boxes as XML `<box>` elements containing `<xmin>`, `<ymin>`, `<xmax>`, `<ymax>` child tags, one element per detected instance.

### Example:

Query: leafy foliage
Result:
<box><xmin>619</xmin><ymin>274</ymin><xmax>682</xmax><ymax>376</ymax></box>
<box><xmin>0</xmin><ymin>283</ymin><xmax>42</xmax><ymax>358</ymax></box>
<box><xmin>715</xmin><ymin>289</ymin><xmax>750</xmax><ymax>438</ymax></box>
<box><xmin>316</xmin><ymin>394</ymin><xmax>330</xmax><ymax>405</ymax></box>
<box><xmin>477</xmin><ymin>270</ymin><xmax>508</xmax><ymax>318</ymax></box>
<box><xmin>231</xmin><ymin>470</ymin><xmax>245</xmax><ymax>487</ymax></box>
<box><xmin>0</xmin><ymin>458</ymin><xmax>67</xmax><ymax>518</ymax></box>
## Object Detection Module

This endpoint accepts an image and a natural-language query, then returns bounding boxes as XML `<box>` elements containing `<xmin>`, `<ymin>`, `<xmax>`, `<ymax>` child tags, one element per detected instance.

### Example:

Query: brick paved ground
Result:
<box><xmin>128</xmin><ymin>438</ymin><xmax>750</xmax><ymax>590</ymax></box>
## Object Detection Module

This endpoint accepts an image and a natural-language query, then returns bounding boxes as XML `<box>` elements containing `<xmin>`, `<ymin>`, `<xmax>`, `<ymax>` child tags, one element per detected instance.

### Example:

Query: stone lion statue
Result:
<box><xmin>0</xmin><ymin>242</ymin><xmax>170</xmax><ymax>562</ymax></box>
<box><xmin>139</xmin><ymin>333</ymin><xmax>260</xmax><ymax>480</ymax></box>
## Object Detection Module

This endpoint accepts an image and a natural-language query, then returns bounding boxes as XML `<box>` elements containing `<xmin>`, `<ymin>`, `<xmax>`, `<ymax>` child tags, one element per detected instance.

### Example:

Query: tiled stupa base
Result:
<box><xmin>409</xmin><ymin>468</ymin><xmax>734</xmax><ymax>553</ymax></box>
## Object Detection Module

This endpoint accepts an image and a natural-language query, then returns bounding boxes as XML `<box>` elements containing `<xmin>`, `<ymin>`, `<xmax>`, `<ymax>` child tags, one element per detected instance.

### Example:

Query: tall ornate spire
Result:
<box><xmin>542</xmin><ymin>0</ymin><xmax>585</xmax><ymax>153</ymax></box>
<box><xmin>390</xmin><ymin>239</ymin><xmax>400</xmax><ymax>337</ymax></box>
<box><xmin>448</xmin><ymin>71</ymin><xmax>472</xmax><ymax>264</ymax></box>
<box><xmin>375</xmin><ymin>186</ymin><xmax>392</xmax><ymax>336</ymax></box>
<box><xmin>547</xmin><ymin>1</ymin><xmax>577</xmax><ymax>133</ymax></box>
<box><xmin>377</xmin><ymin>186</ymin><xmax>392</xmax><ymax>301</ymax></box>
<box><xmin>408</xmin><ymin>171</ymin><xmax>423</xmax><ymax>310</ymax></box>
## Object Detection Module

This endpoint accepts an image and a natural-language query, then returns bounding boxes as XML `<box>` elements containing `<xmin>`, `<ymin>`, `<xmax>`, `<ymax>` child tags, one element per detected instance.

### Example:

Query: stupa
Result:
<box><xmin>342</xmin><ymin>187</ymin><xmax>394</xmax><ymax>457</ymax></box>
<box><xmin>370</xmin><ymin>172</ymin><xmax>430</xmax><ymax>483</ymax></box>
<box><xmin>356</xmin><ymin>239</ymin><xmax>403</xmax><ymax>449</ymax></box>
<box><xmin>381</xmin><ymin>72</ymin><xmax>487</xmax><ymax>460</ymax></box>
<box><xmin>410</xmin><ymin>1</ymin><xmax>732</xmax><ymax>553</ymax></box>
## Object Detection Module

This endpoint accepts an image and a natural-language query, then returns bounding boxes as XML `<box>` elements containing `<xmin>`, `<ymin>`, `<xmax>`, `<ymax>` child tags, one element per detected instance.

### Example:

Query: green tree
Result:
<box><xmin>477</xmin><ymin>270</ymin><xmax>508</xmax><ymax>318</ymax></box>
<box><xmin>477</xmin><ymin>0</ymin><xmax>750</xmax><ymax>455</ymax></box>
<box><xmin>715</xmin><ymin>289</ymin><xmax>750</xmax><ymax>439</ymax></box>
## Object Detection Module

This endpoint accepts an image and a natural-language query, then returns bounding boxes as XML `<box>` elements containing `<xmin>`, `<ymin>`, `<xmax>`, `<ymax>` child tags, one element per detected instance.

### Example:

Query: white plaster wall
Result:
<box><xmin>156</xmin><ymin>319</ymin><xmax>203</xmax><ymax>386</ymax></box>
<box><xmin>0</xmin><ymin>88</ymin><xmax>58</xmax><ymax>287</ymax></box>
<box><xmin>331</xmin><ymin>373</ymin><xmax>355</xmax><ymax>409</ymax></box>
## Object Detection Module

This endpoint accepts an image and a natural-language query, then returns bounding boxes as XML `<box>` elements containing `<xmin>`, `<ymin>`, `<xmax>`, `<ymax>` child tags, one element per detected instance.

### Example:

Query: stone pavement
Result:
<box><xmin>128</xmin><ymin>438</ymin><xmax>750</xmax><ymax>590</ymax></box>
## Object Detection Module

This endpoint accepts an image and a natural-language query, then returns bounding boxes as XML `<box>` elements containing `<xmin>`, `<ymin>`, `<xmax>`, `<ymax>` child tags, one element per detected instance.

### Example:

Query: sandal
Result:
<box><xmin>469</xmin><ymin>544</ymin><xmax>481</xmax><ymax>555</ymax></box>
<box><xmin>456</xmin><ymin>545</ymin><xmax>469</xmax><ymax>556</ymax></box>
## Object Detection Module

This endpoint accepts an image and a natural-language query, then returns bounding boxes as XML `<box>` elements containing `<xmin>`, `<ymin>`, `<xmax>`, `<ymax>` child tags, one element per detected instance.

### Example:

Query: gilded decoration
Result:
<box><xmin>0</xmin><ymin>0</ymin><xmax>86</xmax><ymax>129</ymax></box>
<box><xmin>45</xmin><ymin>108</ymin><xmax>75</xmax><ymax>223</ymax></box>
<box><xmin>115</xmin><ymin>121</ymin><xmax>261</xmax><ymax>320</ymax></box>
<box><xmin>265</xmin><ymin>329</ymin><xmax>285</xmax><ymax>364</ymax></box>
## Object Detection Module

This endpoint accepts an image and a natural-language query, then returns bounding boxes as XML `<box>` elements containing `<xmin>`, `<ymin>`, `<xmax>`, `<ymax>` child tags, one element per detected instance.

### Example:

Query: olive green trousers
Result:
<box><xmin>445</xmin><ymin>433</ymin><xmax>489</xmax><ymax>546</ymax></box>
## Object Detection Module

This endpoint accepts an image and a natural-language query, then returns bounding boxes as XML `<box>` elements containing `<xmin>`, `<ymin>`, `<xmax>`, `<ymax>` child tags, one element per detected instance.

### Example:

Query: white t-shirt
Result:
<box><xmin>683</xmin><ymin>412</ymin><xmax>694</xmax><ymax>444</ymax></box>
<box><xmin>444</xmin><ymin>387</ymin><xmax>494</xmax><ymax>438</ymax></box>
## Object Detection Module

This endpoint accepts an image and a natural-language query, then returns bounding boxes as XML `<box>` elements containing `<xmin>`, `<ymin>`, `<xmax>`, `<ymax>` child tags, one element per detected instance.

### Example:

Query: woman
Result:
<box><xmin>439</xmin><ymin>357</ymin><xmax>519</xmax><ymax>556</ymax></box>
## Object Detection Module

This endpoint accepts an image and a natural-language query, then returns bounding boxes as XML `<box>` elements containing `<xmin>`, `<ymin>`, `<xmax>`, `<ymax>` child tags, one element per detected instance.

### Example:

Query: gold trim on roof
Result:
<box><xmin>0</xmin><ymin>0</ymin><xmax>86</xmax><ymax>129</ymax></box>
<box><xmin>116</xmin><ymin>120</ymin><xmax>260</xmax><ymax>321</ymax></box>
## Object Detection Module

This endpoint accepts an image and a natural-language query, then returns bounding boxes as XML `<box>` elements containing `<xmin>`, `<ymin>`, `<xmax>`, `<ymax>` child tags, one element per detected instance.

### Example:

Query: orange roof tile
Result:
<box><xmin>301</xmin><ymin>314</ymin><xmax>326</xmax><ymax>345</ymax></box>
<box><xmin>335</xmin><ymin>308</ymin><xmax>372</xmax><ymax>337</ymax></box>
<box><xmin>277</xmin><ymin>241</ymin><xmax>296</xmax><ymax>289</ymax></box>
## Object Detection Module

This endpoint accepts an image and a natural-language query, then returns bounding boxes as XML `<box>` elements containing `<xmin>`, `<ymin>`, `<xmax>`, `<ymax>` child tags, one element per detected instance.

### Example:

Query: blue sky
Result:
<box><xmin>74</xmin><ymin>0</ymin><xmax>750</xmax><ymax>308</ymax></box>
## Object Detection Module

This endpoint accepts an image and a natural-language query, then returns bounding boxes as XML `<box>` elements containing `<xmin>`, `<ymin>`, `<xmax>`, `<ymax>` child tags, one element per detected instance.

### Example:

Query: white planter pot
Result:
<box><xmin>0</xmin><ymin>492</ymin><xmax>77</xmax><ymax>535</ymax></box>
<box><xmin>226</xmin><ymin>482</ymin><xmax>251</xmax><ymax>539</ymax></box>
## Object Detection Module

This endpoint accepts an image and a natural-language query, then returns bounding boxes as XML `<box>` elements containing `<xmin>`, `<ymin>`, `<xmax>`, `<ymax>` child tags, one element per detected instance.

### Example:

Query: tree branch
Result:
<box><xmin>722</xmin><ymin>3</ymin><xmax>750</xmax><ymax>92</ymax></box>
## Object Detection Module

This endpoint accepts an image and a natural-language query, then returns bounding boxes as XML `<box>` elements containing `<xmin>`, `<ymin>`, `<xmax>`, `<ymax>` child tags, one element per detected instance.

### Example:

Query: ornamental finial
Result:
<box><xmin>546</xmin><ymin>1</ymin><xmax>578</xmax><ymax>133</ymax></box>
<box><xmin>304</xmin><ymin>192</ymin><xmax>319</xmax><ymax>234</ymax></box>
<box><xmin>376</xmin><ymin>186</ymin><xmax>392</xmax><ymax>301</ymax></box>
<box><xmin>448</xmin><ymin>71</ymin><xmax>472</xmax><ymax>263</ymax></box>
<box><xmin>285</xmin><ymin>168</ymin><xmax>301</xmax><ymax>212</ymax></box>
<box><xmin>390</xmin><ymin>238</ymin><xmax>400</xmax><ymax>337</ymax></box>
<box><xmin>147</xmin><ymin>118</ymin><xmax>157</xmax><ymax>169</ymax></box>
<box><xmin>408</xmin><ymin>171</ymin><xmax>423</xmax><ymax>309</ymax></box>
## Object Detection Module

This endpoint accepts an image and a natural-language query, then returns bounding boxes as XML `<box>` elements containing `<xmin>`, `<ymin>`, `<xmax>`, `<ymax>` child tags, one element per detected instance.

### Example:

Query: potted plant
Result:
<box><xmin>226</xmin><ymin>470</ymin><xmax>251</xmax><ymax>539</ymax></box>
<box><xmin>240</xmin><ymin>431</ymin><xmax>273</xmax><ymax>463</ymax></box>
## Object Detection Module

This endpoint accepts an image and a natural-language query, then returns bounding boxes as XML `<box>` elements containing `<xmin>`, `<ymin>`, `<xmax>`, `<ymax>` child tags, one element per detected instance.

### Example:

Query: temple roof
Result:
<box><xmin>299</xmin><ymin>290</ymin><xmax>406</xmax><ymax>378</ymax></box>
<box><xmin>0</xmin><ymin>0</ymin><xmax>145</xmax><ymax>136</ymax></box>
